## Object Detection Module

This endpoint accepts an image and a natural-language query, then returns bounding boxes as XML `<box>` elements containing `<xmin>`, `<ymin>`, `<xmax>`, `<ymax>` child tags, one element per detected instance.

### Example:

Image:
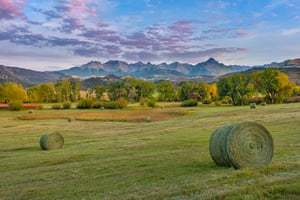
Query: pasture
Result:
<box><xmin>0</xmin><ymin>103</ymin><xmax>299</xmax><ymax>199</ymax></box>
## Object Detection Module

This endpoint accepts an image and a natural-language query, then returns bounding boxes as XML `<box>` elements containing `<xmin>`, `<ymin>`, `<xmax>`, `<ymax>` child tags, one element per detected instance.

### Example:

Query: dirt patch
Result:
<box><xmin>17</xmin><ymin>109</ymin><xmax>188</xmax><ymax>122</ymax></box>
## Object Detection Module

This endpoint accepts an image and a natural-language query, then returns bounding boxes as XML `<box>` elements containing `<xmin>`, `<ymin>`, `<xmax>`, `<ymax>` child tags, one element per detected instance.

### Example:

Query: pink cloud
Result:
<box><xmin>0</xmin><ymin>0</ymin><xmax>26</xmax><ymax>20</ymax></box>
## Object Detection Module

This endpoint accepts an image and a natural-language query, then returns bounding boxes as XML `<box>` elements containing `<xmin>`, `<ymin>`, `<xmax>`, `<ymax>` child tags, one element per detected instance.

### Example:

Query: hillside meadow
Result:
<box><xmin>0</xmin><ymin>103</ymin><xmax>300</xmax><ymax>199</ymax></box>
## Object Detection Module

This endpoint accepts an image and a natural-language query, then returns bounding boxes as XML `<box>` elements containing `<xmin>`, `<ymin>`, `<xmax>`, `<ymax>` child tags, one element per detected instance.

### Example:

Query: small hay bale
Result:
<box><xmin>209</xmin><ymin>121</ymin><xmax>273</xmax><ymax>169</ymax></box>
<box><xmin>28</xmin><ymin>110</ymin><xmax>33</xmax><ymax>114</ymax></box>
<box><xmin>40</xmin><ymin>132</ymin><xmax>64</xmax><ymax>150</ymax></box>
<box><xmin>100</xmin><ymin>106</ymin><xmax>105</xmax><ymax>110</ymax></box>
<box><xmin>67</xmin><ymin>116</ymin><xmax>75</xmax><ymax>122</ymax></box>
<box><xmin>144</xmin><ymin>116</ymin><xmax>151</xmax><ymax>122</ymax></box>
<box><xmin>261</xmin><ymin>102</ymin><xmax>267</xmax><ymax>106</ymax></box>
<box><xmin>250</xmin><ymin>103</ymin><xmax>256</xmax><ymax>108</ymax></box>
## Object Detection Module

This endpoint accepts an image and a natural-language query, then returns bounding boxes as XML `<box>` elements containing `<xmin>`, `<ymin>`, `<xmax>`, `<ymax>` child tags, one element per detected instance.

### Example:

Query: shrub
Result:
<box><xmin>8</xmin><ymin>101</ymin><xmax>23</xmax><ymax>111</ymax></box>
<box><xmin>146</xmin><ymin>99</ymin><xmax>156</xmax><ymax>107</ymax></box>
<box><xmin>116</xmin><ymin>97</ymin><xmax>128</xmax><ymax>109</ymax></box>
<box><xmin>103</xmin><ymin>101</ymin><xmax>118</xmax><ymax>109</ymax></box>
<box><xmin>248</xmin><ymin>96</ymin><xmax>265</xmax><ymax>104</ymax></box>
<box><xmin>62</xmin><ymin>101</ymin><xmax>72</xmax><ymax>109</ymax></box>
<box><xmin>51</xmin><ymin>104</ymin><xmax>61</xmax><ymax>110</ymax></box>
<box><xmin>37</xmin><ymin>105</ymin><xmax>44</xmax><ymax>110</ymax></box>
<box><xmin>77</xmin><ymin>98</ymin><xmax>94</xmax><ymax>109</ymax></box>
<box><xmin>215</xmin><ymin>101</ymin><xmax>222</xmax><ymax>106</ymax></box>
<box><xmin>140</xmin><ymin>98</ymin><xmax>146</xmax><ymax>107</ymax></box>
<box><xmin>181</xmin><ymin>100</ymin><xmax>198</xmax><ymax>107</ymax></box>
<box><xmin>221</xmin><ymin>96</ymin><xmax>232</xmax><ymax>104</ymax></box>
<box><xmin>202</xmin><ymin>98</ymin><xmax>212</xmax><ymax>104</ymax></box>
<box><xmin>93</xmin><ymin>101</ymin><xmax>104</xmax><ymax>108</ymax></box>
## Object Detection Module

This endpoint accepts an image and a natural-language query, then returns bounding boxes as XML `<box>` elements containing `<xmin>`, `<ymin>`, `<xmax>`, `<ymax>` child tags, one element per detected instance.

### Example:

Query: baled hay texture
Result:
<box><xmin>261</xmin><ymin>102</ymin><xmax>267</xmax><ymax>106</ymax></box>
<box><xmin>250</xmin><ymin>103</ymin><xmax>256</xmax><ymax>108</ymax></box>
<box><xmin>144</xmin><ymin>116</ymin><xmax>151</xmax><ymax>122</ymax></box>
<box><xmin>40</xmin><ymin>132</ymin><xmax>64</xmax><ymax>150</ymax></box>
<box><xmin>67</xmin><ymin>116</ymin><xmax>75</xmax><ymax>122</ymax></box>
<box><xmin>209</xmin><ymin>121</ymin><xmax>273</xmax><ymax>169</ymax></box>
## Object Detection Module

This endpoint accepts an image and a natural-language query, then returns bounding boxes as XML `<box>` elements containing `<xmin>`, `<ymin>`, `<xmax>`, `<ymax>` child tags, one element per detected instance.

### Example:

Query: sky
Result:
<box><xmin>0</xmin><ymin>0</ymin><xmax>300</xmax><ymax>71</ymax></box>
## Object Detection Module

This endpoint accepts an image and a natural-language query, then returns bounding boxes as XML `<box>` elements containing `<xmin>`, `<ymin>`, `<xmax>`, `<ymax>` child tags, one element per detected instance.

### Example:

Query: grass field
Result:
<box><xmin>0</xmin><ymin>104</ymin><xmax>300</xmax><ymax>199</ymax></box>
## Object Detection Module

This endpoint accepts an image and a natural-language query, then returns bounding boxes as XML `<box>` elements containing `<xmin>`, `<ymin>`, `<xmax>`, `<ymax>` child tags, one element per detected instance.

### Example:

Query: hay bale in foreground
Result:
<box><xmin>40</xmin><ymin>132</ymin><xmax>64</xmax><ymax>150</ymax></box>
<box><xmin>209</xmin><ymin>121</ymin><xmax>273</xmax><ymax>169</ymax></box>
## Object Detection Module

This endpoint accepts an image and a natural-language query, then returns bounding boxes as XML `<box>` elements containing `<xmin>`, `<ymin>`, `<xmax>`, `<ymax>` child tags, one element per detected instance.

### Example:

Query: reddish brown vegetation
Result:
<box><xmin>18</xmin><ymin>109</ymin><xmax>188</xmax><ymax>122</ymax></box>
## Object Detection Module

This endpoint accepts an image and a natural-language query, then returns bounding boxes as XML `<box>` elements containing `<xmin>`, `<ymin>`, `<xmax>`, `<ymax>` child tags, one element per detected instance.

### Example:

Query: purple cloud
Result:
<box><xmin>0</xmin><ymin>0</ymin><xmax>26</xmax><ymax>20</ymax></box>
<box><xmin>80</xmin><ymin>28</ymin><xmax>121</xmax><ymax>43</ymax></box>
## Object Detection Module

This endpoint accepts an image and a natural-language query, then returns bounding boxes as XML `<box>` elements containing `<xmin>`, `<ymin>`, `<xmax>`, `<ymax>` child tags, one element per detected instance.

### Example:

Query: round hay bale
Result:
<box><xmin>28</xmin><ymin>110</ymin><xmax>33</xmax><ymax>114</ymax></box>
<box><xmin>209</xmin><ymin>121</ymin><xmax>273</xmax><ymax>169</ymax></box>
<box><xmin>250</xmin><ymin>103</ymin><xmax>256</xmax><ymax>108</ymax></box>
<box><xmin>67</xmin><ymin>116</ymin><xmax>75</xmax><ymax>122</ymax></box>
<box><xmin>144</xmin><ymin>116</ymin><xmax>151</xmax><ymax>122</ymax></box>
<box><xmin>261</xmin><ymin>102</ymin><xmax>267</xmax><ymax>106</ymax></box>
<box><xmin>40</xmin><ymin>132</ymin><xmax>64</xmax><ymax>150</ymax></box>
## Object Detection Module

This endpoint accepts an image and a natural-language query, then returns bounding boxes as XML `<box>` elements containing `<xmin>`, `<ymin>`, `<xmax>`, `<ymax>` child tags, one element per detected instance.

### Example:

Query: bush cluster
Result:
<box><xmin>8</xmin><ymin>101</ymin><xmax>23</xmax><ymax>111</ymax></box>
<box><xmin>76</xmin><ymin>98</ymin><xmax>128</xmax><ymax>109</ymax></box>
<box><xmin>77</xmin><ymin>98</ymin><xmax>94</xmax><ymax>109</ymax></box>
<box><xmin>63</xmin><ymin>101</ymin><xmax>72</xmax><ymax>109</ymax></box>
<box><xmin>51</xmin><ymin>104</ymin><xmax>61</xmax><ymax>110</ymax></box>
<box><xmin>146</xmin><ymin>99</ymin><xmax>156</xmax><ymax>107</ymax></box>
<box><xmin>202</xmin><ymin>99</ymin><xmax>212</xmax><ymax>104</ymax></box>
<box><xmin>181</xmin><ymin>100</ymin><xmax>198</xmax><ymax>107</ymax></box>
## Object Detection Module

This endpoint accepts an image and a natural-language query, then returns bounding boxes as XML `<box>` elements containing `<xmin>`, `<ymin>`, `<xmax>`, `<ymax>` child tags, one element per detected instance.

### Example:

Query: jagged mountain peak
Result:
<box><xmin>205</xmin><ymin>58</ymin><xmax>219</xmax><ymax>64</ymax></box>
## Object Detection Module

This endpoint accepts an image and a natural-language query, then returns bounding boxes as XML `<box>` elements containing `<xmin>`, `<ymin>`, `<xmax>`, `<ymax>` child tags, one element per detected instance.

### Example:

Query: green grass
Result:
<box><xmin>0</xmin><ymin>104</ymin><xmax>300</xmax><ymax>199</ymax></box>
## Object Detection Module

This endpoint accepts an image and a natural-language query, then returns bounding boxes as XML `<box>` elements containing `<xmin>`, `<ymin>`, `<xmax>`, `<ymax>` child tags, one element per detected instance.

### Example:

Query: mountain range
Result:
<box><xmin>58</xmin><ymin>58</ymin><xmax>251</xmax><ymax>79</ymax></box>
<box><xmin>0</xmin><ymin>58</ymin><xmax>300</xmax><ymax>87</ymax></box>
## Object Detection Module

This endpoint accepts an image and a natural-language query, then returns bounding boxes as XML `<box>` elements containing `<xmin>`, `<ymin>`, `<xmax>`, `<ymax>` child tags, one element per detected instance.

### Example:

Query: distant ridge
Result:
<box><xmin>57</xmin><ymin>58</ymin><xmax>251</xmax><ymax>80</ymax></box>
<box><xmin>0</xmin><ymin>58</ymin><xmax>299</xmax><ymax>87</ymax></box>
<box><xmin>0</xmin><ymin>65</ymin><xmax>68</xmax><ymax>87</ymax></box>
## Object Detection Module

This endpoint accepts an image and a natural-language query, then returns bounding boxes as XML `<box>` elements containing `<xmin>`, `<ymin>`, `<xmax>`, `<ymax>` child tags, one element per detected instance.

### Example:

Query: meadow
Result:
<box><xmin>0</xmin><ymin>103</ymin><xmax>299</xmax><ymax>200</ymax></box>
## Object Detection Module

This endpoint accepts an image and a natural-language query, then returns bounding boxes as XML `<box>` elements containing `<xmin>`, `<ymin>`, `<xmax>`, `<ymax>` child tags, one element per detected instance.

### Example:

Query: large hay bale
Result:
<box><xmin>250</xmin><ymin>103</ymin><xmax>256</xmax><ymax>108</ymax></box>
<box><xmin>209</xmin><ymin>121</ymin><xmax>273</xmax><ymax>169</ymax></box>
<box><xmin>40</xmin><ymin>132</ymin><xmax>64</xmax><ymax>150</ymax></box>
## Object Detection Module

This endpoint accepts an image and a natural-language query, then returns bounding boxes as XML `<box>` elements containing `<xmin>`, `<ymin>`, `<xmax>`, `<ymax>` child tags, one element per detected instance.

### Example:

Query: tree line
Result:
<box><xmin>0</xmin><ymin>69</ymin><xmax>298</xmax><ymax>105</ymax></box>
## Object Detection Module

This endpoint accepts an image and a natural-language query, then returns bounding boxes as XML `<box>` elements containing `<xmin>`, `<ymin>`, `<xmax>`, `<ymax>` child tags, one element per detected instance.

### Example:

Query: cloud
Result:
<box><xmin>80</xmin><ymin>28</ymin><xmax>121</xmax><ymax>43</ymax></box>
<box><xmin>282</xmin><ymin>28</ymin><xmax>300</xmax><ymax>36</ymax></box>
<box><xmin>0</xmin><ymin>0</ymin><xmax>27</xmax><ymax>20</ymax></box>
<box><xmin>162</xmin><ymin>47</ymin><xmax>248</xmax><ymax>63</ymax></box>
<box><xmin>122</xmin><ymin>51</ymin><xmax>161</xmax><ymax>62</ymax></box>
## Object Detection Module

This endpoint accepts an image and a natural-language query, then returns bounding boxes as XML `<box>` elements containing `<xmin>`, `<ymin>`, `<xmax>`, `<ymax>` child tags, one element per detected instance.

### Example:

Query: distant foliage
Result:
<box><xmin>202</xmin><ymin>98</ymin><xmax>212</xmax><ymax>104</ymax></box>
<box><xmin>116</xmin><ymin>97</ymin><xmax>128</xmax><ymax>109</ymax></box>
<box><xmin>77</xmin><ymin>98</ymin><xmax>94</xmax><ymax>109</ymax></box>
<box><xmin>8</xmin><ymin>101</ymin><xmax>23</xmax><ymax>111</ymax></box>
<box><xmin>102</xmin><ymin>101</ymin><xmax>118</xmax><ymax>109</ymax></box>
<box><xmin>146</xmin><ymin>99</ymin><xmax>156</xmax><ymax>107</ymax></box>
<box><xmin>37</xmin><ymin>105</ymin><xmax>44</xmax><ymax>110</ymax></box>
<box><xmin>51</xmin><ymin>104</ymin><xmax>61</xmax><ymax>110</ymax></box>
<box><xmin>181</xmin><ymin>100</ymin><xmax>198</xmax><ymax>107</ymax></box>
<box><xmin>63</xmin><ymin>101</ymin><xmax>72</xmax><ymax>109</ymax></box>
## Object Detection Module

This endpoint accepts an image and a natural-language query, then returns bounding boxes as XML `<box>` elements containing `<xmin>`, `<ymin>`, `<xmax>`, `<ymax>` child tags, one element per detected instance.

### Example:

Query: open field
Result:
<box><xmin>0</xmin><ymin>104</ymin><xmax>300</xmax><ymax>199</ymax></box>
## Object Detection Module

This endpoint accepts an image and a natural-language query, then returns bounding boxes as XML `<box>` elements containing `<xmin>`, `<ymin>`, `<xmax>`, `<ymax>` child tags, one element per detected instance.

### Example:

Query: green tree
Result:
<box><xmin>217</xmin><ymin>73</ymin><xmax>251</xmax><ymax>105</ymax></box>
<box><xmin>94</xmin><ymin>85</ymin><xmax>106</xmax><ymax>99</ymax></box>
<box><xmin>157</xmin><ymin>81</ymin><xmax>176</xmax><ymax>101</ymax></box>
